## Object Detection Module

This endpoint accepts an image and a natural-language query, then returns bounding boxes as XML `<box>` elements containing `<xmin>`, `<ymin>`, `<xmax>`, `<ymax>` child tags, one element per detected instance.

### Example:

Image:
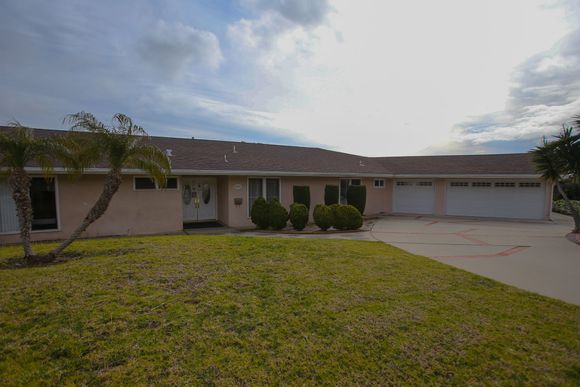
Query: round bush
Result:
<box><xmin>334</xmin><ymin>204</ymin><xmax>363</xmax><ymax>230</ymax></box>
<box><xmin>250</xmin><ymin>197</ymin><xmax>269</xmax><ymax>229</ymax></box>
<box><xmin>268</xmin><ymin>199</ymin><xmax>289</xmax><ymax>230</ymax></box>
<box><xmin>329</xmin><ymin>203</ymin><xmax>341</xmax><ymax>229</ymax></box>
<box><xmin>313</xmin><ymin>204</ymin><xmax>333</xmax><ymax>231</ymax></box>
<box><xmin>289</xmin><ymin>203</ymin><xmax>309</xmax><ymax>231</ymax></box>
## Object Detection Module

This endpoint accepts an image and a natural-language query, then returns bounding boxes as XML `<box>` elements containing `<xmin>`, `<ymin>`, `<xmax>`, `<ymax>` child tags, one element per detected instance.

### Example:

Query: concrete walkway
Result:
<box><xmin>370</xmin><ymin>214</ymin><xmax>580</xmax><ymax>305</ymax></box>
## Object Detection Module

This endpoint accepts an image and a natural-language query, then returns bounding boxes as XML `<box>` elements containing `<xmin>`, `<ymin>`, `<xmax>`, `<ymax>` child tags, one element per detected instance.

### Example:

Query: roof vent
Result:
<box><xmin>359</xmin><ymin>160</ymin><xmax>365</xmax><ymax>167</ymax></box>
<box><xmin>191</xmin><ymin>136</ymin><xmax>195</xmax><ymax>140</ymax></box>
<box><xmin>165</xmin><ymin>149</ymin><xmax>173</xmax><ymax>157</ymax></box>
<box><xmin>233</xmin><ymin>145</ymin><xmax>238</xmax><ymax>153</ymax></box>
<box><xmin>224</xmin><ymin>154</ymin><xmax>229</xmax><ymax>163</ymax></box>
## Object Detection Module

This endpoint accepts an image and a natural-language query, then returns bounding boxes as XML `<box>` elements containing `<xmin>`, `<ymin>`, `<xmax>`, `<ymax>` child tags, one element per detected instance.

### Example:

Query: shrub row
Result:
<box><xmin>314</xmin><ymin>204</ymin><xmax>363</xmax><ymax>230</ymax></box>
<box><xmin>251</xmin><ymin>199</ymin><xmax>363</xmax><ymax>231</ymax></box>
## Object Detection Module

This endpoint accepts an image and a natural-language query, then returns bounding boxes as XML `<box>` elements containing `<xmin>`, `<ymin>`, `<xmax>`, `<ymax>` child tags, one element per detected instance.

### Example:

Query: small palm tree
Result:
<box><xmin>0</xmin><ymin>123</ymin><xmax>53</xmax><ymax>260</ymax></box>
<box><xmin>47</xmin><ymin>112</ymin><xmax>171</xmax><ymax>259</ymax></box>
<box><xmin>531</xmin><ymin>123</ymin><xmax>580</xmax><ymax>232</ymax></box>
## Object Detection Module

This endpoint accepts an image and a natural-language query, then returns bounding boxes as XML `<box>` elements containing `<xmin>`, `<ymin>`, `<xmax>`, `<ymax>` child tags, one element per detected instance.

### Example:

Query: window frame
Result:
<box><xmin>373</xmin><ymin>179</ymin><xmax>385</xmax><ymax>189</ymax></box>
<box><xmin>133</xmin><ymin>176</ymin><xmax>179</xmax><ymax>191</ymax></box>
<box><xmin>246</xmin><ymin>177</ymin><xmax>282</xmax><ymax>217</ymax></box>
<box><xmin>0</xmin><ymin>176</ymin><xmax>61</xmax><ymax>235</ymax></box>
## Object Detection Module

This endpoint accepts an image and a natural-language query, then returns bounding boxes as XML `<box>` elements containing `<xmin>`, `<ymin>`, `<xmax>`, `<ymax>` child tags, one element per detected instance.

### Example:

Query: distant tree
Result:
<box><xmin>0</xmin><ymin>123</ymin><xmax>53</xmax><ymax>261</ymax></box>
<box><xmin>530</xmin><ymin>120</ymin><xmax>580</xmax><ymax>232</ymax></box>
<box><xmin>47</xmin><ymin>112</ymin><xmax>171</xmax><ymax>259</ymax></box>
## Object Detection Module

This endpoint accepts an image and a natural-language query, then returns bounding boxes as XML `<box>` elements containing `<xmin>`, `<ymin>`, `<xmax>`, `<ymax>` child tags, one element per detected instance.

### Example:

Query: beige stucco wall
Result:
<box><xmin>1</xmin><ymin>175</ymin><xmax>183</xmax><ymax>244</ymax></box>
<box><xmin>223</xmin><ymin>175</ymin><xmax>391</xmax><ymax>228</ymax></box>
<box><xmin>217</xmin><ymin>176</ymin><xmax>229</xmax><ymax>225</ymax></box>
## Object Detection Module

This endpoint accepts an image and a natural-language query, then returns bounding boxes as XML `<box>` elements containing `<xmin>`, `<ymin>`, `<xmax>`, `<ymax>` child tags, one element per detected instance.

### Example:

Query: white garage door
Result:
<box><xmin>446</xmin><ymin>181</ymin><xmax>546</xmax><ymax>219</ymax></box>
<box><xmin>393</xmin><ymin>180</ymin><xmax>435</xmax><ymax>214</ymax></box>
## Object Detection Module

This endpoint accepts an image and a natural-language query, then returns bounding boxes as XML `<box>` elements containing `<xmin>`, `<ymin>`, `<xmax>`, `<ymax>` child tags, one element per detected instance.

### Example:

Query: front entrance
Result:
<box><xmin>182</xmin><ymin>177</ymin><xmax>217</xmax><ymax>222</ymax></box>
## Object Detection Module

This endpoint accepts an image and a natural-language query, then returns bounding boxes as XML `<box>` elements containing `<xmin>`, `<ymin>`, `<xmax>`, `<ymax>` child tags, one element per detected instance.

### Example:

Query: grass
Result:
<box><xmin>0</xmin><ymin>235</ymin><xmax>578</xmax><ymax>385</ymax></box>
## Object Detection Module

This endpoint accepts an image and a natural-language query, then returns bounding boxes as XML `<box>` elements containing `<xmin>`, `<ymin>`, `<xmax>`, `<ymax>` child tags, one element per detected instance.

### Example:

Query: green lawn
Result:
<box><xmin>0</xmin><ymin>236</ymin><xmax>578</xmax><ymax>385</ymax></box>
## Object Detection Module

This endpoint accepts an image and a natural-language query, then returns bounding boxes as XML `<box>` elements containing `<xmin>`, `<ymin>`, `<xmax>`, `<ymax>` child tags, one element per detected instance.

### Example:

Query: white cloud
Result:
<box><xmin>225</xmin><ymin>0</ymin><xmax>575</xmax><ymax>156</ymax></box>
<box><xmin>138</xmin><ymin>20</ymin><xmax>223</xmax><ymax>77</ymax></box>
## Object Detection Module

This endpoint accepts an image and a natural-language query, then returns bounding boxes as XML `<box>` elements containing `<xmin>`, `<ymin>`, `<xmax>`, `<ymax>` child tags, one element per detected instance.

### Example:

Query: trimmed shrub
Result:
<box><xmin>313</xmin><ymin>204</ymin><xmax>333</xmax><ymax>231</ymax></box>
<box><xmin>250</xmin><ymin>197</ymin><xmax>269</xmax><ymax>229</ymax></box>
<box><xmin>324</xmin><ymin>185</ymin><xmax>339</xmax><ymax>205</ymax></box>
<box><xmin>293</xmin><ymin>186</ymin><xmax>311</xmax><ymax>209</ymax></box>
<box><xmin>329</xmin><ymin>203</ymin><xmax>341</xmax><ymax>228</ymax></box>
<box><xmin>289</xmin><ymin>203</ymin><xmax>309</xmax><ymax>231</ymax></box>
<box><xmin>336</xmin><ymin>205</ymin><xmax>363</xmax><ymax>230</ymax></box>
<box><xmin>346</xmin><ymin>185</ymin><xmax>366</xmax><ymax>215</ymax></box>
<box><xmin>268</xmin><ymin>199</ymin><xmax>288</xmax><ymax>230</ymax></box>
<box><xmin>553</xmin><ymin>199</ymin><xmax>580</xmax><ymax>216</ymax></box>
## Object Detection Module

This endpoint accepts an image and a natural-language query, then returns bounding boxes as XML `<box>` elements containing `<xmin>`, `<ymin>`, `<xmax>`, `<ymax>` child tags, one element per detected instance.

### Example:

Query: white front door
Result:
<box><xmin>182</xmin><ymin>178</ymin><xmax>217</xmax><ymax>222</ymax></box>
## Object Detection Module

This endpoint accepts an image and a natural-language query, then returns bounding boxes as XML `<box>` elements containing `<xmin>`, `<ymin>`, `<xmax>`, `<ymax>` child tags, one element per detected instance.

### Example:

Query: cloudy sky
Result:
<box><xmin>1</xmin><ymin>0</ymin><xmax>579</xmax><ymax>156</ymax></box>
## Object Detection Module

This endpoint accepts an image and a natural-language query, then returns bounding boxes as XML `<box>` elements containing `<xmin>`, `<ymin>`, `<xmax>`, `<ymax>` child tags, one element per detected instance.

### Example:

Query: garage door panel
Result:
<box><xmin>393</xmin><ymin>181</ymin><xmax>435</xmax><ymax>214</ymax></box>
<box><xmin>446</xmin><ymin>181</ymin><xmax>545</xmax><ymax>220</ymax></box>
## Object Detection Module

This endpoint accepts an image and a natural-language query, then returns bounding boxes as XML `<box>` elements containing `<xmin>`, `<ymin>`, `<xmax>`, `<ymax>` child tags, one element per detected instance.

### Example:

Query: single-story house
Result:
<box><xmin>0</xmin><ymin>128</ymin><xmax>552</xmax><ymax>243</ymax></box>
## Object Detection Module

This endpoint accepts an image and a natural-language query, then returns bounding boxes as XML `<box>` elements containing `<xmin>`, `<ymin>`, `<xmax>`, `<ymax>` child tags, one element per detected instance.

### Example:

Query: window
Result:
<box><xmin>450</xmin><ymin>182</ymin><xmax>469</xmax><ymax>187</ymax></box>
<box><xmin>30</xmin><ymin>178</ymin><xmax>58</xmax><ymax>230</ymax></box>
<box><xmin>495</xmin><ymin>182</ymin><xmax>516</xmax><ymax>188</ymax></box>
<box><xmin>160</xmin><ymin>177</ymin><xmax>178</xmax><ymax>189</ymax></box>
<box><xmin>417</xmin><ymin>181</ymin><xmax>433</xmax><ymax>187</ymax></box>
<box><xmin>471</xmin><ymin>182</ymin><xmax>491</xmax><ymax>187</ymax></box>
<box><xmin>373</xmin><ymin>179</ymin><xmax>385</xmax><ymax>188</ymax></box>
<box><xmin>0</xmin><ymin>177</ymin><xmax>58</xmax><ymax>233</ymax></box>
<box><xmin>519</xmin><ymin>182</ymin><xmax>541</xmax><ymax>188</ymax></box>
<box><xmin>134</xmin><ymin>177</ymin><xmax>156</xmax><ymax>190</ymax></box>
<box><xmin>396</xmin><ymin>181</ymin><xmax>412</xmax><ymax>186</ymax></box>
<box><xmin>248</xmin><ymin>178</ymin><xmax>280</xmax><ymax>213</ymax></box>
<box><xmin>135</xmin><ymin>177</ymin><xmax>178</xmax><ymax>190</ymax></box>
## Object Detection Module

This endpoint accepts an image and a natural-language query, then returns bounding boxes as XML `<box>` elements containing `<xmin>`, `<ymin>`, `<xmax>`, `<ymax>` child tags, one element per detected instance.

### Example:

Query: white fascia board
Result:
<box><xmin>18</xmin><ymin>167</ymin><xmax>393</xmax><ymax>178</ymax></box>
<box><xmin>17</xmin><ymin>167</ymin><xmax>541</xmax><ymax>179</ymax></box>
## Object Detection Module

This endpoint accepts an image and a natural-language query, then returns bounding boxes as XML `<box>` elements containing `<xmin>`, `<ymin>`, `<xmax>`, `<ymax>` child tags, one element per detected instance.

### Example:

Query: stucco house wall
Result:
<box><xmin>1</xmin><ymin>174</ymin><xmax>183</xmax><ymax>244</ymax></box>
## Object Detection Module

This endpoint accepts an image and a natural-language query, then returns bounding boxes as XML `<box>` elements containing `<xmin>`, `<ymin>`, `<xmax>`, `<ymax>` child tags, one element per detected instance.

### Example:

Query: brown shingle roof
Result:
<box><xmin>0</xmin><ymin>127</ymin><xmax>539</xmax><ymax>176</ymax></box>
<box><xmin>375</xmin><ymin>153</ymin><xmax>538</xmax><ymax>175</ymax></box>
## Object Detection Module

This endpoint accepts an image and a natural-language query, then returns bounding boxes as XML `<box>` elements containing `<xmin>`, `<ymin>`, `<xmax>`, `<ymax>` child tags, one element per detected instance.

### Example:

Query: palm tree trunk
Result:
<box><xmin>9</xmin><ymin>168</ymin><xmax>35</xmax><ymax>260</ymax></box>
<box><xmin>46</xmin><ymin>169</ymin><xmax>123</xmax><ymax>260</ymax></box>
<box><xmin>556</xmin><ymin>182</ymin><xmax>580</xmax><ymax>233</ymax></box>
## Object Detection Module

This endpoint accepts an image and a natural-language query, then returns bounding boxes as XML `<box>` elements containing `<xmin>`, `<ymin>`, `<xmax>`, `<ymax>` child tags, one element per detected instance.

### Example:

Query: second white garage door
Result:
<box><xmin>446</xmin><ymin>181</ymin><xmax>546</xmax><ymax>219</ymax></box>
<box><xmin>393</xmin><ymin>180</ymin><xmax>435</xmax><ymax>214</ymax></box>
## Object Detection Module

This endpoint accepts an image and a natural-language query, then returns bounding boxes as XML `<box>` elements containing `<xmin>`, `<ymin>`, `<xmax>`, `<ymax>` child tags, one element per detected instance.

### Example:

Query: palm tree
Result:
<box><xmin>47</xmin><ymin>112</ymin><xmax>171</xmax><ymax>259</ymax></box>
<box><xmin>0</xmin><ymin>123</ymin><xmax>53</xmax><ymax>260</ymax></box>
<box><xmin>531</xmin><ymin>123</ymin><xmax>580</xmax><ymax>232</ymax></box>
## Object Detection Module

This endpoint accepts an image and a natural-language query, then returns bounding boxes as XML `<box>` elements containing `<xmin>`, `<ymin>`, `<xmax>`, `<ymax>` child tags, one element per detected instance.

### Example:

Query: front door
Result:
<box><xmin>182</xmin><ymin>178</ymin><xmax>217</xmax><ymax>222</ymax></box>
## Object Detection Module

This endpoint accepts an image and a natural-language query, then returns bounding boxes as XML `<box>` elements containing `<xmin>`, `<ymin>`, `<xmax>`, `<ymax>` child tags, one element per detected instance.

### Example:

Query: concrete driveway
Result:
<box><xmin>370</xmin><ymin>214</ymin><xmax>580</xmax><ymax>305</ymax></box>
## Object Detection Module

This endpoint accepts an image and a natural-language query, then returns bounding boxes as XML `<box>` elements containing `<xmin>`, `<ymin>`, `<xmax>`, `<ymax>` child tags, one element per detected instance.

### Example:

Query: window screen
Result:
<box><xmin>30</xmin><ymin>178</ymin><xmax>58</xmax><ymax>231</ymax></box>
<box><xmin>134</xmin><ymin>177</ymin><xmax>156</xmax><ymax>190</ymax></box>
<box><xmin>160</xmin><ymin>177</ymin><xmax>178</xmax><ymax>189</ymax></box>
<box><xmin>266</xmin><ymin>178</ymin><xmax>280</xmax><ymax>202</ymax></box>
<box><xmin>248</xmin><ymin>178</ymin><xmax>263</xmax><ymax>213</ymax></box>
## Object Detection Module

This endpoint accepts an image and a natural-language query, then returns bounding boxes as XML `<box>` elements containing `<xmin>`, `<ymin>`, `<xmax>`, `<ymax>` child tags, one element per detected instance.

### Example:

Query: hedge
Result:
<box><xmin>313</xmin><ymin>204</ymin><xmax>333</xmax><ymax>231</ymax></box>
<box><xmin>268</xmin><ymin>199</ymin><xmax>289</xmax><ymax>230</ymax></box>
<box><xmin>553</xmin><ymin>199</ymin><xmax>580</xmax><ymax>216</ymax></box>
<box><xmin>346</xmin><ymin>185</ymin><xmax>366</xmax><ymax>214</ymax></box>
<box><xmin>336</xmin><ymin>205</ymin><xmax>363</xmax><ymax>230</ymax></box>
<box><xmin>324</xmin><ymin>185</ymin><xmax>339</xmax><ymax>205</ymax></box>
<box><xmin>289</xmin><ymin>203</ymin><xmax>309</xmax><ymax>231</ymax></box>
<box><xmin>293</xmin><ymin>186</ymin><xmax>311</xmax><ymax>209</ymax></box>
<box><xmin>250</xmin><ymin>197</ymin><xmax>269</xmax><ymax>229</ymax></box>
